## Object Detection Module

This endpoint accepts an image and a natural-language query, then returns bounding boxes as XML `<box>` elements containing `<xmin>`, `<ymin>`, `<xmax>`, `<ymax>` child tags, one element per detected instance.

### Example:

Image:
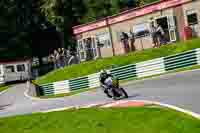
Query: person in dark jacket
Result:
<box><xmin>99</xmin><ymin>69</ymin><xmax>113</xmax><ymax>97</ymax></box>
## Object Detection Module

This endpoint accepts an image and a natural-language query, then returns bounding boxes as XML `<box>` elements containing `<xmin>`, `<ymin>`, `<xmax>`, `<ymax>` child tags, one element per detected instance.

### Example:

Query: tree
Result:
<box><xmin>0</xmin><ymin>0</ymin><xmax>157</xmax><ymax>59</ymax></box>
<box><xmin>40</xmin><ymin>0</ymin><xmax>64</xmax><ymax>31</ymax></box>
<box><xmin>127</xmin><ymin>0</ymin><xmax>138</xmax><ymax>8</ymax></box>
<box><xmin>39</xmin><ymin>0</ymin><xmax>87</xmax><ymax>50</ymax></box>
<box><xmin>0</xmin><ymin>0</ymin><xmax>58</xmax><ymax>59</ymax></box>
<box><xmin>81</xmin><ymin>0</ymin><xmax>112</xmax><ymax>22</ymax></box>
<box><xmin>0</xmin><ymin>0</ymin><xmax>33</xmax><ymax>58</ymax></box>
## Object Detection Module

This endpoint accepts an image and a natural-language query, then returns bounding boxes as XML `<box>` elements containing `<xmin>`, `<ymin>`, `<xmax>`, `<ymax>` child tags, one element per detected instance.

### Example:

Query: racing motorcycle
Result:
<box><xmin>102</xmin><ymin>77</ymin><xmax>128</xmax><ymax>100</ymax></box>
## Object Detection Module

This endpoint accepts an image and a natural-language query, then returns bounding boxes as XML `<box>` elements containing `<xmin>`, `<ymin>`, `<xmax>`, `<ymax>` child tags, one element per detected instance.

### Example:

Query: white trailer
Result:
<box><xmin>0</xmin><ymin>59</ymin><xmax>31</xmax><ymax>84</ymax></box>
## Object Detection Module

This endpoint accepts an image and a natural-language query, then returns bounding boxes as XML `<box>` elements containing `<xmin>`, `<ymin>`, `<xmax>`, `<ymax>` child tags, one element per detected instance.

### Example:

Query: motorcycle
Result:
<box><xmin>102</xmin><ymin>77</ymin><xmax>128</xmax><ymax>100</ymax></box>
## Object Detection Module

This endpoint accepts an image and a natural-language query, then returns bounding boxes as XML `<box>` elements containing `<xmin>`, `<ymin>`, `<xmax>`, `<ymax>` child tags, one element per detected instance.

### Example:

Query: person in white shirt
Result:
<box><xmin>151</xmin><ymin>23</ymin><xmax>159</xmax><ymax>48</ymax></box>
<box><xmin>156</xmin><ymin>23</ymin><xmax>165</xmax><ymax>46</ymax></box>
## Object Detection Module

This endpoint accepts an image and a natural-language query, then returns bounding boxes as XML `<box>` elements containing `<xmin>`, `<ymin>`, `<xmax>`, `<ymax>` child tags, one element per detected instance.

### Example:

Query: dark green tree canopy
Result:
<box><xmin>0</xmin><ymin>0</ymin><xmax>157</xmax><ymax>59</ymax></box>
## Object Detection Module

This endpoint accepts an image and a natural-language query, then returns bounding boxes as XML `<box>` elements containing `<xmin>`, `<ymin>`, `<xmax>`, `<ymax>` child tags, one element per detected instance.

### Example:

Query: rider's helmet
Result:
<box><xmin>100</xmin><ymin>69</ymin><xmax>106</xmax><ymax>73</ymax></box>
<box><xmin>106</xmin><ymin>71</ymin><xmax>111</xmax><ymax>75</ymax></box>
<box><xmin>100</xmin><ymin>69</ymin><xmax>107</xmax><ymax>76</ymax></box>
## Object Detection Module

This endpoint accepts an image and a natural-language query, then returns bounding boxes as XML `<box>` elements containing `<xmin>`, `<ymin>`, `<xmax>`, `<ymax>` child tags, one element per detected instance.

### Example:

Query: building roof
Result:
<box><xmin>73</xmin><ymin>0</ymin><xmax>192</xmax><ymax>35</ymax></box>
<box><xmin>73</xmin><ymin>0</ymin><xmax>160</xmax><ymax>29</ymax></box>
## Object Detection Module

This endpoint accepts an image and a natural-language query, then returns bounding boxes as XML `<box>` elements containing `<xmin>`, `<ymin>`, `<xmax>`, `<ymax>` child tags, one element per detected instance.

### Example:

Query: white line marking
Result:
<box><xmin>0</xmin><ymin>89</ymin><xmax>8</xmax><ymax>95</ymax></box>
<box><xmin>41</xmin><ymin>107</ymin><xmax>75</xmax><ymax>113</ymax></box>
<box><xmin>128</xmin><ymin>100</ymin><xmax>200</xmax><ymax>120</ymax></box>
<box><xmin>153</xmin><ymin>101</ymin><xmax>200</xmax><ymax>120</ymax></box>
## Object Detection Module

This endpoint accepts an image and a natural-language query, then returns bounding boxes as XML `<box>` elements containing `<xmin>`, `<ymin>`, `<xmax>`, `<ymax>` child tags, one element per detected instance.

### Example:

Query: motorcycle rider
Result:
<box><xmin>99</xmin><ymin>69</ymin><xmax>113</xmax><ymax>98</ymax></box>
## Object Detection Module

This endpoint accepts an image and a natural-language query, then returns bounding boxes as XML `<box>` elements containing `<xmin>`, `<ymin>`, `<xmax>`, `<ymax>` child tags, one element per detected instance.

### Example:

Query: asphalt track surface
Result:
<box><xmin>1</xmin><ymin>69</ymin><xmax>200</xmax><ymax>118</ymax></box>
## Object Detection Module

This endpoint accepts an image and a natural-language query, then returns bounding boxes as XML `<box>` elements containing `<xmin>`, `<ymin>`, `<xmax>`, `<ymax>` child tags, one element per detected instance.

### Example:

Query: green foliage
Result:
<box><xmin>81</xmin><ymin>0</ymin><xmax>112</xmax><ymax>23</ymax></box>
<box><xmin>40</xmin><ymin>0</ymin><xmax>64</xmax><ymax>31</ymax></box>
<box><xmin>0</xmin><ymin>84</ymin><xmax>11</xmax><ymax>92</ymax></box>
<box><xmin>0</xmin><ymin>107</ymin><xmax>200</xmax><ymax>133</ymax></box>
<box><xmin>0</xmin><ymin>0</ymin><xmax>47</xmax><ymax>59</ymax></box>
<box><xmin>35</xmin><ymin>39</ymin><xmax>200</xmax><ymax>84</ymax></box>
<box><xmin>0</xmin><ymin>0</ymin><xmax>158</xmax><ymax>59</ymax></box>
<box><xmin>80</xmin><ymin>0</ymin><xmax>157</xmax><ymax>24</ymax></box>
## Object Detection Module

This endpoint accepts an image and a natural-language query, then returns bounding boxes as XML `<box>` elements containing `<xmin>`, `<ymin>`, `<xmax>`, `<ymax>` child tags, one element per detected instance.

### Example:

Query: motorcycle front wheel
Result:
<box><xmin>120</xmin><ymin>88</ymin><xmax>128</xmax><ymax>98</ymax></box>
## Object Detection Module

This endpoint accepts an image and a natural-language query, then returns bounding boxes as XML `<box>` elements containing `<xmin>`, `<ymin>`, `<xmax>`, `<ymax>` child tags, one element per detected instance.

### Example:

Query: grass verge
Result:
<box><xmin>41</xmin><ymin>64</ymin><xmax>200</xmax><ymax>99</ymax></box>
<box><xmin>0</xmin><ymin>84</ymin><xmax>11</xmax><ymax>93</ymax></box>
<box><xmin>35</xmin><ymin>38</ymin><xmax>200</xmax><ymax>85</ymax></box>
<box><xmin>0</xmin><ymin>107</ymin><xmax>200</xmax><ymax>133</ymax></box>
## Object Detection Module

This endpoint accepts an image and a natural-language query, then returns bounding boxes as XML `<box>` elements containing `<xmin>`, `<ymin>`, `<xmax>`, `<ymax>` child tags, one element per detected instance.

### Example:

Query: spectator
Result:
<box><xmin>58</xmin><ymin>48</ymin><xmax>66</xmax><ymax>68</ymax></box>
<box><xmin>156</xmin><ymin>23</ymin><xmax>165</xmax><ymax>46</ymax></box>
<box><xmin>48</xmin><ymin>53</ymin><xmax>55</xmax><ymax>70</ymax></box>
<box><xmin>54</xmin><ymin>50</ymin><xmax>60</xmax><ymax>69</ymax></box>
<box><xmin>47</xmin><ymin>47</ymin><xmax>80</xmax><ymax>70</ymax></box>
<box><xmin>66</xmin><ymin>49</ymin><xmax>70</xmax><ymax>58</ymax></box>
<box><xmin>61</xmin><ymin>48</ymin><xmax>66</xmax><ymax>56</ymax></box>
<box><xmin>151</xmin><ymin>23</ymin><xmax>159</xmax><ymax>48</ymax></box>
<box><xmin>130</xmin><ymin>30</ymin><xmax>136</xmax><ymax>51</ymax></box>
<box><xmin>60</xmin><ymin>48</ymin><xmax>66</xmax><ymax>67</ymax></box>
<box><xmin>121</xmin><ymin>32</ymin><xmax>130</xmax><ymax>53</ymax></box>
<box><xmin>58</xmin><ymin>48</ymin><xmax>62</xmax><ymax>55</ymax></box>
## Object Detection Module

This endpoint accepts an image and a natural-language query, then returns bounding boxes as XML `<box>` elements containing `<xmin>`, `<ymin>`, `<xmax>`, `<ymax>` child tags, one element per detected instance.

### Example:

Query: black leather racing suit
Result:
<box><xmin>99</xmin><ymin>73</ymin><xmax>113</xmax><ymax>96</ymax></box>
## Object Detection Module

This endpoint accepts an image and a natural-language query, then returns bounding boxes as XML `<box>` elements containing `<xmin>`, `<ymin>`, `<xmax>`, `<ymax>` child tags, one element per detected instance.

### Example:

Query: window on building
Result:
<box><xmin>133</xmin><ymin>23</ymin><xmax>150</xmax><ymax>38</ymax></box>
<box><xmin>17</xmin><ymin>64</ymin><xmax>25</xmax><ymax>72</ymax></box>
<box><xmin>6</xmin><ymin>65</ymin><xmax>15</xmax><ymax>73</ymax></box>
<box><xmin>96</xmin><ymin>32</ymin><xmax>111</xmax><ymax>48</ymax></box>
<box><xmin>186</xmin><ymin>10</ymin><xmax>198</xmax><ymax>26</ymax></box>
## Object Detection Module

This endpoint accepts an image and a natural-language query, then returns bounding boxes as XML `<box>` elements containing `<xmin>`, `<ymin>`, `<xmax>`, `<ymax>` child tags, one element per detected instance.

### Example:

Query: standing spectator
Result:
<box><xmin>54</xmin><ymin>50</ymin><xmax>60</xmax><ymax>69</ymax></box>
<box><xmin>58</xmin><ymin>48</ymin><xmax>62</xmax><ymax>56</ymax></box>
<box><xmin>156</xmin><ymin>23</ymin><xmax>165</xmax><ymax>46</ymax></box>
<box><xmin>85</xmin><ymin>38</ymin><xmax>93</xmax><ymax>61</ymax></box>
<box><xmin>58</xmin><ymin>48</ymin><xmax>64</xmax><ymax>68</ymax></box>
<box><xmin>130</xmin><ymin>30</ymin><xmax>136</xmax><ymax>51</ymax></box>
<box><xmin>61</xmin><ymin>48</ymin><xmax>66</xmax><ymax>56</ymax></box>
<box><xmin>60</xmin><ymin>48</ymin><xmax>66</xmax><ymax>67</ymax></box>
<box><xmin>151</xmin><ymin>23</ymin><xmax>159</xmax><ymax>48</ymax></box>
<box><xmin>48</xmin><ymin>54</ymin><xmax>55</xmax><ymax>70</ymax></box>
<box><xmin>64</xmin><ymin>49</ymin><xmax>71</xmax><ymax>66</ymax></box>
<box><xmin>66</xmin><ymin>49</ymin><xmax>70</xmax><ymax>57</ymax></box>
<box><xmin>96</xmin><ymin>39</ymin><xmax>102</xmax><ymax>58</ymax></box>
<box><xmin>121</xmin><ymin>32</ymin><xmax>130</xmax><ymax>53</ymax></box>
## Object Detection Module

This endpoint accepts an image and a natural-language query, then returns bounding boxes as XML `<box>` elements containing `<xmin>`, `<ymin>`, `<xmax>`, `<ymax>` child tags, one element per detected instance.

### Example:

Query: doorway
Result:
<box><xmin>85</xmin><ymin>38</ymin><xmax>94</xmax><ymax>61</ymax></box>
<box><xmin>156</xmin><ymin>17</ymin><xmax>171</xmax><ymax>43</ymax></box>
